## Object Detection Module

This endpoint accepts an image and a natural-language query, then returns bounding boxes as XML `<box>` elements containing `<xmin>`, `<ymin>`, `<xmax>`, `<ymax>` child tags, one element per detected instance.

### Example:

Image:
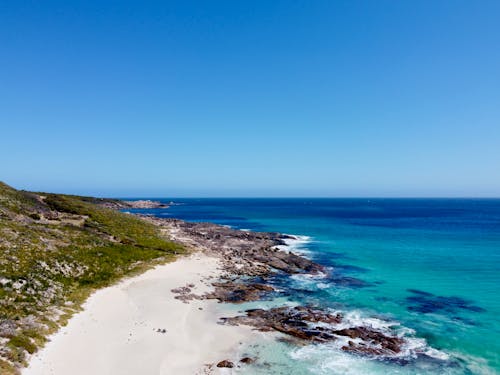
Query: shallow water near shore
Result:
<box><xmin>126</xmin><ymin>198</ymin><xmax>500</xmax><ymax>374</ymax></box>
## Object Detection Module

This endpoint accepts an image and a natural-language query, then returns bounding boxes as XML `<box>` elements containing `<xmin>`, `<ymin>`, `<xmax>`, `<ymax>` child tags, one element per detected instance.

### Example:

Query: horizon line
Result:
<box><xmin>112</xmin><ymin>196</ymin><xmax>500</xmax><ymax>200</ymax></box>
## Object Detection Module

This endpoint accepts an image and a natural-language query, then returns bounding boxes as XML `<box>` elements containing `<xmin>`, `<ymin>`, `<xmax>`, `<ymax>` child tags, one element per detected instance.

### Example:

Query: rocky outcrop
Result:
<box><xmin>221</xmin><ymin>306</ymin><xmax>404</xmax><ymax>355</ymax></box>
<box><xmin>337</xmin><ymin>326</ymin><xmax>403</xmax><ymax>355</ymax></box>
<box><xmin>170</xmin><ymin>284</ymin><xmax>200</xmax><ymax>303</ymax></box>
<box><xmin>91</xmin><ymin>199</ymin><xmax>169</xmax><ymax>210</ymax></box>
<box><xmin>142</xmin><ymin>218</ymin><xmax>324</xmax><ymax>278</ymax></box>
<box><xmin>222</xmin><ymin>306</ymin><xmax>341</xmax><ymax>341</ymax></box>
<box><xmin>216</xmin><ymin>360</ymin><xmax>234</xmax><ymax>368</ymax></box>
<box><xmin>204</xmin><ymin>281</ymin><xmax>275</xmax><ymax>303</ymax></box>
<box><xmin>122</xmin><ymin>200</ymin><xmax>169</xmax><ymax>209</ymax></box>
<box><xmin>240</xmin><ymin>357</ymin><xmax>256</xmax><ymax>364</ymax></box>
<box><xmin>145</xmin><ymin>216</ymin><xmax>407</xmax><ymax>362</ymax></box>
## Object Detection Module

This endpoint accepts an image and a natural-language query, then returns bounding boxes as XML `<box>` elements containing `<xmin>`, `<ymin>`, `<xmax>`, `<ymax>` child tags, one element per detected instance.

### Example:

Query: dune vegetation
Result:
<box><xmin>0</xmin><ymin>182</ymin><xmax>184</xmax><ymax>374</ymax></box>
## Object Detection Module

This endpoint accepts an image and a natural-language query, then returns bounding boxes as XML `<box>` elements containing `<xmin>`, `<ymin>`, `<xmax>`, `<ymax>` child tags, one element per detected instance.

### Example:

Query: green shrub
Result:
<box><xmin>9</xmin><ymin>335</ymin><xmax>37</xmax><ymax>354</ymax></box>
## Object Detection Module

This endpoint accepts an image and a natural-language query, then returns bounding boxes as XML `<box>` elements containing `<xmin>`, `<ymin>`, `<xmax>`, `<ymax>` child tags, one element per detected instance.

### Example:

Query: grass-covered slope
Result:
<box><xmin>0</xmin><ymin>182</ymin><xmax>184</xmax><ymax>374</ymax></box>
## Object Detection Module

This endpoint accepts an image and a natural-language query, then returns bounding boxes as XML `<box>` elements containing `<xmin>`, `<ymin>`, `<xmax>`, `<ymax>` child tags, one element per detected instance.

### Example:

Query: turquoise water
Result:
<box><xmin>128</xmin><ymin>199</ymin><xmax>500</xmax><ymax>374</ymax></box>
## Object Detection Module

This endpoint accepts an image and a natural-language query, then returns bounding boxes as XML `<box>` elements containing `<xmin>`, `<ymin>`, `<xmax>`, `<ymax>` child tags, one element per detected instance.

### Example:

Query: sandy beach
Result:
<box><xmin>23</xmin><ymin>253</ymin><xmax>254</xmax><ymax>375</ymax></box>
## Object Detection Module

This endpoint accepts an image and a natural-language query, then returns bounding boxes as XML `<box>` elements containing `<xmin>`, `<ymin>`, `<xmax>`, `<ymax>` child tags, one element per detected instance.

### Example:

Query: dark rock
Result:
<box><xmin>204</xmin><ymin>282</ymin><xmax>275</xmax><ymax>303</ymax></box>
<box><xmin>240</xmin><ymin>357</ymin><xmax>256</xmax><ymax>364</ymax></box>
<box><xmin>170</xmin><ymin>284</ymin><xmax>203</xmax><ymax>303</ymax></box>
<box><xmin>171</xmin><ymin>286</ymin><xmax>191</xmax><ymax>294</ymax></box>
<box><xmin>141</xmin><ymin>217</ymin><xmax>325</xmax><ymax>278</ymax></box>
<box><xmin>216</xmin><ymin>360</ymin><xmax>234</xmax><ymax>368</ymax></box>
<box><xmin>128</xmin><ymin>216</ymin><xmax>411</xmax><ymax>362</ymax></box>
<box><xmin>123</xmin><ymin>200</ymin><xmax>169</xmax><ymax>209</ymax></box>
<box><xmin>222</xmin><ymin>306</ymin><xmax>404</xmax><ymax>355</ymax></box>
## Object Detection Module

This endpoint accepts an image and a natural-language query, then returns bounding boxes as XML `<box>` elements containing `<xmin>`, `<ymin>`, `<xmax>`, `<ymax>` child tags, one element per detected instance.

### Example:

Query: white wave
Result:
<box><xmin>424</xmin><ymin>347</ymin><xmax>451</xmax><ymax>361</ymax></box>
<box><xmin>277</xmin><ymin>234</ymin><xmax>313</xmax><ymax>256</ymax></box>
<box><xmin>291</xmin><ymin>344</ymin><xmax>382</xmax><ymax>375</ymax></box>
<box><xmin>298</xmin><ymin>308</ymin><xmax>451</xmax><ymax>363</ymax></box>
<box><xmin>316</xmin><ymin>282</ymin><xmax>330</xmax><ymax>289</ymax></box>
<box><xmin>291</xmin><ymin>343</ymin><xmax>457</xmax><ymax>375</ymax></box>
<box><xmin>290</xmin><ymin>271</ymin><xmax>327</xmax><ymax>282</ymax></box>
<box><xmin>446</xmin><ymin>351</ymin><xmax>498</xmax><ymax>375</ymax></box>
<box><xmin>333</xmin><ymin>310</ymin><xmax>398</xmax><ymax>332</ymax></box>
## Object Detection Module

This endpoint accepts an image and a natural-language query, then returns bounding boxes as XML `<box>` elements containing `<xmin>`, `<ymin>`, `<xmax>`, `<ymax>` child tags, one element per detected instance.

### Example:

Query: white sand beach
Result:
<box><xmin>23</xmin><ymin>253</ymin><xmax>254</xmax><ymax>375</ymax></box>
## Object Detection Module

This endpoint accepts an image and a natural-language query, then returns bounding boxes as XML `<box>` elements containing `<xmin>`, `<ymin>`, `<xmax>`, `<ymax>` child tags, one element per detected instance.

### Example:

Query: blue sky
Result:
<box><xmin>1</xmin><ymin>1</ymin><xmax>499</xmax><ymax>197</ymax></box>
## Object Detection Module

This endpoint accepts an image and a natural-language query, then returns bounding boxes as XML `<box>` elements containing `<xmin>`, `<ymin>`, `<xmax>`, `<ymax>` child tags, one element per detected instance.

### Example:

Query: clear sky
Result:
<box><xmin>1</xmin><ymin>1</ymin><xmax>499</xmax><ymax>197</ymax></box>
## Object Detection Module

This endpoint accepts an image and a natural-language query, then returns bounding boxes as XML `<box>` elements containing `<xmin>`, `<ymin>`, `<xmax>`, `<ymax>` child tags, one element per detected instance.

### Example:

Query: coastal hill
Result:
<box><xmin>0</xmin><ymin>182</ymin><xmax>183</xmax><ymax>374</ymax></box>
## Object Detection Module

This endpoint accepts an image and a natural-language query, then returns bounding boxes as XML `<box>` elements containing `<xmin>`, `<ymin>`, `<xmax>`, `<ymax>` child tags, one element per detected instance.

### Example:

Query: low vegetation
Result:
<box><xmin>0</xmin><ymin>182</ymin><xmax>184</xmax><ymax>374</ymax></box>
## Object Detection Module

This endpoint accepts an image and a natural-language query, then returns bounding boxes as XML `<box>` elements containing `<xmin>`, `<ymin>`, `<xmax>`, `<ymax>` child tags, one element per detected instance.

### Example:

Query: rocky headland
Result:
<box><xmin>145</xmin><ymin>217</ymin><xmax>409</xmax><ymax>367</ymax></box>
<box><xmin>92</xmin><ymin>199</ymin><xmax>169</xmax><ymax>210</ymax></box>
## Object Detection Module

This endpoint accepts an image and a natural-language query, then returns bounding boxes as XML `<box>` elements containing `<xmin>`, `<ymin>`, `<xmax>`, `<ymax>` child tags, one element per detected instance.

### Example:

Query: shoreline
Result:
<box><xmin>23</xmin><ymin>253</ymin><xmax>256</xmax><ymax>375</ymax></box>
<box><xmin>22</xmin><ymin>215</ymin><xmax>442</xmax><ymax>374</ymax></box>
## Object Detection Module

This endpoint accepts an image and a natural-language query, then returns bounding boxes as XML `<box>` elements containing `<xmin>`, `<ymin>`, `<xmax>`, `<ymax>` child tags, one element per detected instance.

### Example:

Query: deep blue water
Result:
<box><xmin>126</xmin><ymin>198</ymin><xmax>500</xmax><ymax>374</ymax></box>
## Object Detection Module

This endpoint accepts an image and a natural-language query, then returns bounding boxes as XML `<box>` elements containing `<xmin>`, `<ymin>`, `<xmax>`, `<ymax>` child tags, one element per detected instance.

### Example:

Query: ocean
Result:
<box><xmin>126</xmin><ymin>198</ymin><xmax>500</xmax><ymax>374</ymax></box>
